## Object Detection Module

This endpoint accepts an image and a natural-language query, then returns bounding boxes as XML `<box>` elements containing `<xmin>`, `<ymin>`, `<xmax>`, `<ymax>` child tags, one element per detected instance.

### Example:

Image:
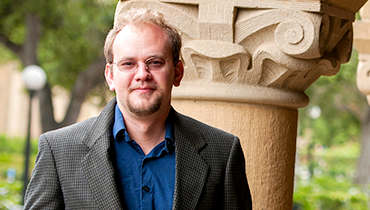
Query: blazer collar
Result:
<box><xmin>172</xmin><ymin>110</ymin><xmax>209</xmax><ymax>210</ymax></box>
<box><xmin>82</xmin><ymin>97</ymin><xmax>116</xmax><ymax>149</ymax></box>
<box><xmin>81</xmin><ymin>97</ymin><xmax>123</xmax><ymax>210</ymax></box>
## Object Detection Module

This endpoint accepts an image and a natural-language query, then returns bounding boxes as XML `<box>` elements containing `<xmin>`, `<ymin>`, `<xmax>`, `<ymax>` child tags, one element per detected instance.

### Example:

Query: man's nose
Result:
<box><xmin>134</xmin><ymin>61</ymin><xmax>151</xmax><ymax>81</ymax></box>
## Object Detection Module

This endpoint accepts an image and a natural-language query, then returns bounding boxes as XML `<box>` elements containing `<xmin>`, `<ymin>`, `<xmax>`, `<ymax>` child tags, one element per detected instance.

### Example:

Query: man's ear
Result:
<box><xmin>173</xmin><ymin>60</ymin><xmax>184</xmax><ymax>87</ymax></box>
<box><xmin>104</xmin><ymin>64</ymin><xmax>115</xmax><ymax>91</ymax></box>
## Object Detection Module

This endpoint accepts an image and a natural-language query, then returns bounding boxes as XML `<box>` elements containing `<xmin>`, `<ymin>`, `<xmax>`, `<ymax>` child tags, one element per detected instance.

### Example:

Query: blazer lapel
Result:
<box><xmin>80</xmin><ymin>102</ymin><xmax>208</xmax><ymax>210</ymax></box>
<box><xmin>172</xmin><ymin>110</ymin><xmax>209</xmax><ymax>210</ymax></box>
<box><xmin>81</xmin><ymin>98</ymin><xmax>123</xmax><ymax>210</ymax></box>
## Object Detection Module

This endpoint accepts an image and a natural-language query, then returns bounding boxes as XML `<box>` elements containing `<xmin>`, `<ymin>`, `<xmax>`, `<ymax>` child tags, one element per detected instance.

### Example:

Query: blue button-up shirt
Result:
<box><xmin>112</xmin><ymin>105</ymin><xmax>176</xmax><ymax>210</ymax></box>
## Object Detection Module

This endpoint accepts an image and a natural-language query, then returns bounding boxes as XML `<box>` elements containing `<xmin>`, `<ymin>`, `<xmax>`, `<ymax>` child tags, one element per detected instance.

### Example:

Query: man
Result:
<box><xmin>24</xmin><ymin>8</ymin><xmax>252</xmax><ymax>210</ymax></box>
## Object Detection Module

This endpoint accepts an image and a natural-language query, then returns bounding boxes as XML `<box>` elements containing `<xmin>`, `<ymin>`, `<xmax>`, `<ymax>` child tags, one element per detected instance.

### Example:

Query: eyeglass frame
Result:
<box><xmin>110</xmin><ymin>57</ymin><xmax>172</xmax><ymax>72</ymax></box>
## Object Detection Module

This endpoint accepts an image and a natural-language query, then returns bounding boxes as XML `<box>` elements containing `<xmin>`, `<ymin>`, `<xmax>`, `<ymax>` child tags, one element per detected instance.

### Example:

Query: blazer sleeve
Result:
<box><xmin>24</xmin><ymin>134</ymin><xmax>65</xmax><ymax>209</ymax></box>
<box><xmin>224</xmin><ymin>136</ymin><xmax>252</xmax><ymax>210</ymax></box>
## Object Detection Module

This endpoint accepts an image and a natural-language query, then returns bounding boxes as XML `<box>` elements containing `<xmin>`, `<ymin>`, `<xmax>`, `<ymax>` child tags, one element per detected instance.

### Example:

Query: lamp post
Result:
<box><xmin>21</xmin><ymin>65</ymin><xmax>47</xmax><ymax>202</ymax></box>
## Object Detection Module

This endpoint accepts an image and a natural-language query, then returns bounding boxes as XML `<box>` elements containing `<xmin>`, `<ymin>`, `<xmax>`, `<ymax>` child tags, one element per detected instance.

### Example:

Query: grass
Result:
<box><xmin>0</xmin><ymin>134</ymin><xmax>37</xmax><ymax>209</ymax></box>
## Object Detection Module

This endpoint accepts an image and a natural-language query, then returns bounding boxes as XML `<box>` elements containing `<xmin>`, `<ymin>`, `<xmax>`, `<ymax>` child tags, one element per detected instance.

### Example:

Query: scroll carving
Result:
<box><xmin>234</xmin><ymin>9</ymin><xmax>348</xmax><ymax>91</ymax></box>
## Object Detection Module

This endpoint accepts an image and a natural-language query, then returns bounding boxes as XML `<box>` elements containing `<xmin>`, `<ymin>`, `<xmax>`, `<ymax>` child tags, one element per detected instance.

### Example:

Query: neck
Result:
<box><xmin>121</xmin><ymin>106</ymin><xmax>170</xmax><ymax>155</ymax></box>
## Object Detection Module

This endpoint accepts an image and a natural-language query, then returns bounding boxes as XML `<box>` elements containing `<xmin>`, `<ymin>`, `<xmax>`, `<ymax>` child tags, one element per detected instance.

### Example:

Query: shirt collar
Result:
<box><xmin>113</xmin><ymin>104</ymin><xmax>126</xmax><ymax>140</ymax></box>
<box><xmin>113</xmin><ymin>104</ymin><xmax>175</xmax><ymax>146</ymax></box>
<box><xmin>164</xmin><ymin>109</ymin><xmax>175</xmax><ymax>150</ymax></box>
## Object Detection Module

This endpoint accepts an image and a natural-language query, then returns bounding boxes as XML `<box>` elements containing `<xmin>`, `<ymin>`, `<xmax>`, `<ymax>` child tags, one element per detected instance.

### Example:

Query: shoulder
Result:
<box><xmin>173</xmin><ymin>110</ymin><xmax>236</xmax><ymax>139</ymax></box>
<box><xmin>172</xmin><ymin>110</ymin><xmax>239</xmax><ymax>154</ymax></box>
<box><xmin>40</xmin><ymin>97</ymin><xmax>117</xmax><ymax>145</ymax></box>
<box><xmin>42</xmin><ymin>117</ymin><xmax>98</xmax><ymax>138</ymax></box>
<box><xmin>39</xmin><ymin>117</ymin><xmax>98</xmax><ymax>147</ymax></box>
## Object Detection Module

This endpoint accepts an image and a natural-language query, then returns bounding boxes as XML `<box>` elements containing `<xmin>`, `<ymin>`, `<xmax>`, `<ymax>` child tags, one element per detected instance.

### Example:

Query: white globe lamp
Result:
<box><xmin>22</xmin><ymin>65</ymin><xmax>47</xmax><ymax>91</ymax></box>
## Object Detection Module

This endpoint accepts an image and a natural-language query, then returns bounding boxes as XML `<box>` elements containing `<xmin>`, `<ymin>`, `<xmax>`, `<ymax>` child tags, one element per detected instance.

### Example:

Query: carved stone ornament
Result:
<box><xmin>354</xmin><ymin>1</ymin><xmax>370</xmax><ymax>105</ymax></box>
<box><xmin>115</xmin><ymin>0</ymin><xmax>356</xmax><ymax>108</ymax></box>
<box><xmin>357</xmin><ymin>54</ymin><xmax>370</xmax><ymax>104</ymax></box>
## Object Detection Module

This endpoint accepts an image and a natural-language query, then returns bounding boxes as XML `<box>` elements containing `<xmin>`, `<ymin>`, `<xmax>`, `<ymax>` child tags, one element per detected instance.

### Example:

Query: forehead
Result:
<box><xmin>112</xmin><ymin>23</ymin><xmax>171</xmax><ymax>59</ymax></box>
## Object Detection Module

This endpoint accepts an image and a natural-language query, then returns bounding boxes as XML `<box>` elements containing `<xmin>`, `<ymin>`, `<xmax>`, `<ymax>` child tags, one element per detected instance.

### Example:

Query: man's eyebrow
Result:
<box><xmin>117</xmin><ymin>54</ymin><xmax>167</xmax><ymax>61</ymax></box>
<box><xmin>116</xmin><ymin>56</ymin><xmax>134</xmax><ymax>61</ymax></box>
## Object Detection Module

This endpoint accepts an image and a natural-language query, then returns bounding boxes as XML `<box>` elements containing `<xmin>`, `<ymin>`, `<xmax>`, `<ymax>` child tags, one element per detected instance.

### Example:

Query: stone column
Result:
<box><xmin>116</xmin><ymin>1</ymin><xmax>367</xmax><ymax>209</ymax></box>
<box><xmin>354</xmin><ymin>1</ymin><xmax>370</xmax><ymax>105</ymax></box>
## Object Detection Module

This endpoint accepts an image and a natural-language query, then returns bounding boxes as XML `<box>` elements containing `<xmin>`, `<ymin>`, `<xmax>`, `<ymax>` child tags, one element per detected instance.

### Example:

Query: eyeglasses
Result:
<box><xmin>111</xmin><ymin>57</ymin><xmax>171</xmax><ymax>72</ymax></box>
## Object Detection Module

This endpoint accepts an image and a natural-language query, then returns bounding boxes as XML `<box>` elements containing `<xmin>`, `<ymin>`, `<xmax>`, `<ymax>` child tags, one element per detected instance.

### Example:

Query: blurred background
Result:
<box><xmin>0</xmin><ymin>0</ymin><xmax>369</xmax><ymax>209</ymax></box>
<box><xmin>0</xmin><ymin>1</ymin><xmax>116</xmax><ymax>209</ymax></box>
<box><xmin>293</xmin><ymin>49</ymin><xmax>370</xmax><ymax>209</ymax></box>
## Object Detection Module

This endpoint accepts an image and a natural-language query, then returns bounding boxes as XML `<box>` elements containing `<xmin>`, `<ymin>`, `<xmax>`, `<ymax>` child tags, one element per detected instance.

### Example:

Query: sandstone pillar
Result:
<box><xmin>354</xmin><ymin>1</ymin><xmax>370</xmax><ymax>105</ymax></box>
<box><xmin>116</xmin><ymin>1</ymin><xmax>368</xmax><ymax>209</ymax></box>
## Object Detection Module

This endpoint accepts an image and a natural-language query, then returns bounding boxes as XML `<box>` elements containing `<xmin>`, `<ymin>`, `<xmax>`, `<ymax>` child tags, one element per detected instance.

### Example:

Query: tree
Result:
<box><xmin>0</xmin><ymin>0</ymin><xmax>116</xmax><ymax>132</ymax></box>
<box><xmin>300</xmin><ymin>50</ymin><xmax>367</xmax><ymax>145</ymax></box>
<box><xmin>298</xmin><ymin>49</ymin><xmax>370</xmax><ymax>183</ymax></box>
<box><xmin>354</xmin><ymin>104</ymin><xmax>370</xmax><ymax>184</ymax></box>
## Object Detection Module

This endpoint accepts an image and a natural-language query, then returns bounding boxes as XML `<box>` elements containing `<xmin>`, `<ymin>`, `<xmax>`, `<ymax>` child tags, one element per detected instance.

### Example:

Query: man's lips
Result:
<box><xmin>129</xmin><ymin>84</ymin><xmax>157</xmax><ymax>92</ymax></box>
<box><xmin>133</xmin><ymin>88</ymin><xmax>154</xmax><ymax>93</ymax></box>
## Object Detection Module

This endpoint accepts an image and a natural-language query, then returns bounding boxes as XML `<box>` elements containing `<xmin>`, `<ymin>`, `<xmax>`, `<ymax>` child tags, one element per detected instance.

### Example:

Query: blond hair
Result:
<box><xmin>104</xmin><ymin>9</ymin><xmax>182</xmax><ymax>64</ymax></box>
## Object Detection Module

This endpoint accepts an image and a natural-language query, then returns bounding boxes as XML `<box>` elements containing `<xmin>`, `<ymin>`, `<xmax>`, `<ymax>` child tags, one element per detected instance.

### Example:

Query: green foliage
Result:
<box><xmin>0</xmin><ymin>44</ymin><xmax>18</xmax><ymax>65</ymax></box>
<box><xmin>0</xmin><ymin>134</ymin><xmax>38</xmax><ymax>208</ymax></box>
<box><xmin>294</xmin><ymin>50</ymin><xmax>370</xmax><ymax>209</ymax></box>
<box><xmin>294</xmin><ymin>142</ymin><xmax>369</xmax><ymax>210</ymax></box>
<box><xmin>0</xmin><ymin>0</ymin><xmax>116</xmax><ymax>90</ymax></box>
<box><xmin>299</xmin><ymin>50</ymin><xmax>367</xmax><ymax>147</ymax></box>
<box><xmin>37</xmin><ymin>0</ymin><xmax>116</xmax><ymax>90</ymax></box>
<box><xmin>0</xmin><ymin>0</ymin><xmax>25</xmax><ymax>45</ymax></box>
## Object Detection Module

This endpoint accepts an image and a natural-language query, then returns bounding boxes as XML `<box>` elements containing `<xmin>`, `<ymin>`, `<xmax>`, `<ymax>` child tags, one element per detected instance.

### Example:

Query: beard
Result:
<box><xmin>126</xmin><ymin>92</ymin><xmax>162</xmax><ymax>117</ymax></box>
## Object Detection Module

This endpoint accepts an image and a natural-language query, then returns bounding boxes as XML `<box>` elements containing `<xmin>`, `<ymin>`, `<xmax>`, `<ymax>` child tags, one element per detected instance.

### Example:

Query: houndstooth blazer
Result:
<box><xmin>24</xmin><ymin>98</ymin><xmax>252</xmax><ymax>210</ymax></box>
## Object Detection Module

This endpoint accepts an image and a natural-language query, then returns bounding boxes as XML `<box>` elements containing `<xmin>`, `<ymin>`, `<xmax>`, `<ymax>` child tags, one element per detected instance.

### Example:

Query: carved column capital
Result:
<box><xmin>115</xmin><ymin>0</ymin><xmax>362</xmax><ymax>108</ymax></box>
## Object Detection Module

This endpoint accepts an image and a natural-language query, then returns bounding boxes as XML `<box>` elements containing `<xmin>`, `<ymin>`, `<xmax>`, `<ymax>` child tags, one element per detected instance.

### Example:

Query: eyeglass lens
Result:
<box><xmin>115</xmin><ymin>57</ymin><xmax>168</xmax><ymax>72</ymax></box>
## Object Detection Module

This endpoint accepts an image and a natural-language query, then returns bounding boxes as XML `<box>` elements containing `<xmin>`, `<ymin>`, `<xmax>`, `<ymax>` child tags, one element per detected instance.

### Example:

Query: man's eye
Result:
<box><xmin>122</xmin><ymin>62</ymin><xmax>134</xmax><ymax>66</ymax></box>
<box><xmin>147</xmin><ymin>58</ymin><xmax>165</xmax><ymax>66</ymax></box>
<box><xmin>119</xmin><ymin>61</ymin><xmax>136</xmax><ymax>68</ymax></box>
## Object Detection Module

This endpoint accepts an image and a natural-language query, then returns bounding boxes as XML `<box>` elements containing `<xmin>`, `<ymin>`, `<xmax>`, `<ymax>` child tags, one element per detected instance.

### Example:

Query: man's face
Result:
<box><xmin>105</xmin><ymin>23</ymin><xmax>183</xmax><ymax>118</ymax></box>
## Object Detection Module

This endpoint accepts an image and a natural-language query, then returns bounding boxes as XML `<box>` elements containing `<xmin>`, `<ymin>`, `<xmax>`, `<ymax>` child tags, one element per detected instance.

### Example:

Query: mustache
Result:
<box><xmin>129</xmin><ymin>83</ymin><xmax>158</xmax><ymax>91</ymax></box>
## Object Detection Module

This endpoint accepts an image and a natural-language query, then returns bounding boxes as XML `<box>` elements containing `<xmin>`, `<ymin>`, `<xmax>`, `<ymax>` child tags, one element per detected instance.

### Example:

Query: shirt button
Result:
<box><xmin>142</xmin><ymin>186</ymin><xmax>150</xmax><ymax>192</ymax></box>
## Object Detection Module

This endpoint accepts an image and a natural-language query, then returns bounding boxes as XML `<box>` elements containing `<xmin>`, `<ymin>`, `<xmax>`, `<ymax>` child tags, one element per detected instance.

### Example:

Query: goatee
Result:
<box><xmin>127</xmin><ymin>94</ymin><xmax>162</xmax><ymax>117</ymax></box>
